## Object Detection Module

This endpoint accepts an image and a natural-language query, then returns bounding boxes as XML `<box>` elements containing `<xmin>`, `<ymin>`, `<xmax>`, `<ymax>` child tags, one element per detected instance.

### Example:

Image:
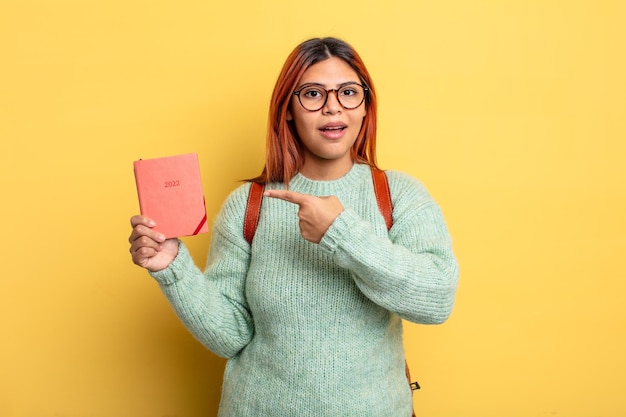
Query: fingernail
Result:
<box><xmin>156</xmin><ymin>234</ymin><xmax>166</xmax><ymax>242</ymax></box>
<box><xmin>148</xmin><ymin>220</ymin><xmax>156</xmax><ymax>227</ymax></box>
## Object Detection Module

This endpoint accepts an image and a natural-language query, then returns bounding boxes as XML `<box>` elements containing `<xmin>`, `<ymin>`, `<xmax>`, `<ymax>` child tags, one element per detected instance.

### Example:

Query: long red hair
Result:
<box><xmin>249</xmin><ymin>37</ymin><xmax>379</xmax><ymax>184</ymax></box>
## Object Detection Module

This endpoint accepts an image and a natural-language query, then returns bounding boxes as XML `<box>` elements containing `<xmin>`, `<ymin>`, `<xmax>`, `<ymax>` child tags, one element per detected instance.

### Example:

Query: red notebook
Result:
<box><xmin>133</xmin><ymin>153</ymin><xmax>208</xmax><ymax>238</ymax></box>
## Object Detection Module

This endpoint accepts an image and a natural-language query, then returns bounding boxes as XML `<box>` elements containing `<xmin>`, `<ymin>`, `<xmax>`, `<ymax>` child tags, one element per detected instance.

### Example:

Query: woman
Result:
<box><xmin>129</xmin><ymin>37</ymin><xmax>459</xmax><ymax>417</ymax></box>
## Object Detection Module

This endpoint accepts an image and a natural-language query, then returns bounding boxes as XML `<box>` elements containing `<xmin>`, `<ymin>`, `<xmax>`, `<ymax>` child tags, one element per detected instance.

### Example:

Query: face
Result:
<box><xmin>287</xmin><ymin>56</ymin><xmax>366</xmax><ymax>178</ymax></box>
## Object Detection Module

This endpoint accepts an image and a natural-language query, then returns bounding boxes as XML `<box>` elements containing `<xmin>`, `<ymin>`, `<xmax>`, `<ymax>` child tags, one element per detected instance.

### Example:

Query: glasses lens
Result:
<box><xmin>337</xmin><ymin>84</ymin><xmax>365</xmax><ymax>109</ymax></box>
<box><xmin>298</xmin><ymin>86</ymin><xmax>327</xmax><ymax>111</ymax></box>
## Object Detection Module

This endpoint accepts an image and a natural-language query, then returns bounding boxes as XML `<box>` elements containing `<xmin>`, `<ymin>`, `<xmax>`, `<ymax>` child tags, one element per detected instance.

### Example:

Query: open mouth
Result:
<box><xmin>320</xmin><ymin>123</ymin><xmax>347</xmax><ymax>132</ymax></box>
<box><xmin>320</xmin><ymin>126</ymin><xmax>346</xmax><ymax>132</ymax></box>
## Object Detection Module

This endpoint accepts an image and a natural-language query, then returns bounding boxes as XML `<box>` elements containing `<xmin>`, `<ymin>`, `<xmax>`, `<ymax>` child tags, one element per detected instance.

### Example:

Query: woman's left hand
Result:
<box><xmin>264</xmin><ymin>190</ymin><xmax>344</xmax><ymax>244</ymax></box>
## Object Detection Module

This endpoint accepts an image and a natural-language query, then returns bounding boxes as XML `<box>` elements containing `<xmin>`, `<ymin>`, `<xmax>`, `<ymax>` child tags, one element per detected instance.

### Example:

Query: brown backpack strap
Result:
<box><xmin>407</xmin><ymin>361</ymin><xmax>419</xmax><ymax>417</ymax></box>
<box><xmin>371</xmin><ymin>168</ymin><xmax>393</xmax><ymax>231</ymax></box>
<box><xmin>244</xmin><ymin>182</ymin><xmax>264</xmax><ymax>245</ymax></box>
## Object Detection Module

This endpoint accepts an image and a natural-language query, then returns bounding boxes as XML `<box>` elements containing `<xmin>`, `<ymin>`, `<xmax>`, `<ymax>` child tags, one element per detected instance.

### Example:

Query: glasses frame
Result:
<box><xmin>293</xmin><ymin>82</ymin><xmax>369</xmax><ymax>112</ymax></box>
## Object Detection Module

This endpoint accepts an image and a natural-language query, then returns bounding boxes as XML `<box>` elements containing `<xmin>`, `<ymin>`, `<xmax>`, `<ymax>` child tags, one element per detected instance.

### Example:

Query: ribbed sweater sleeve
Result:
<box><xmin>149</xmin><ymin>184</ymin><xmax>254</xmax><ymax>358</ymax></box>
<box><xmin>318</xmin><ymin>170</ymin><xmax>459</xmax><ymax>324</ymax></box>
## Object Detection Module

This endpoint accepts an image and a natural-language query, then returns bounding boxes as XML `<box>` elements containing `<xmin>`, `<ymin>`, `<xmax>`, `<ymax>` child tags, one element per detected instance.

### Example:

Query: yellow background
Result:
<box><xmin>1</xmin><ymin>0</ymin><xmax>625</xmax><ymax>416</ymax></box>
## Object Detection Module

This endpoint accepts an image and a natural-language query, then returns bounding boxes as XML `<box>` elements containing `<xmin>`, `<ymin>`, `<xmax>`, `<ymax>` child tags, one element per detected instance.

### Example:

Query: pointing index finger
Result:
<box><xmin>264</xmin><ymin>189</ymin><xmax>309</xmax><ymax>205</ymax></box>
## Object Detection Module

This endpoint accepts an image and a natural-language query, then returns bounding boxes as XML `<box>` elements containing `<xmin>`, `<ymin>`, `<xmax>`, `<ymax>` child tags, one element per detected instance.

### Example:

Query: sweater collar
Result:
<box><xmin>289</xmin><ymin>163</ymin><xmax>368</xmax><ymax>195</ymax></box>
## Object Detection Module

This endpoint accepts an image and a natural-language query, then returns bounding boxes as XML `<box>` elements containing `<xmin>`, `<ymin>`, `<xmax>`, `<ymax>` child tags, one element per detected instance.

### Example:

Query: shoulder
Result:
<box><xmin>212</xmin><ymin>182</ymin><xmax>255</xmax><ymax>245</ymax></box>
<box><xmin>384</xmin><ymin>170</ymin><xmax>434</xmax><ymax>210</ymax></box>
<box><xmin>382</xmin><ymin>170</ymin><xmax>450</xmax><ymax>238</ymax></box>
<box><xmin>220</xmin><ymin>182</ymin><xmax>254</xmax><ymax>215</ymax></box>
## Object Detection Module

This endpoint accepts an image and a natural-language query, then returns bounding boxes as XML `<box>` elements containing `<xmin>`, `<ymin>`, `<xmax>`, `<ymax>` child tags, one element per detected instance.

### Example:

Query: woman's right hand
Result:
<box><xmin>129</xmin><ymin>215</ymin><xmax>179</xmax><ymax>272</ymax></box>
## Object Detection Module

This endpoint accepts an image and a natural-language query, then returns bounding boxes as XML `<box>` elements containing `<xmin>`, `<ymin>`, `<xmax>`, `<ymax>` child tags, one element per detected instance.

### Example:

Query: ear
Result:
<box><xmin>286</xmin><ymin>109</ymin><xmax>293</xmax><ymax>121</ymax></box>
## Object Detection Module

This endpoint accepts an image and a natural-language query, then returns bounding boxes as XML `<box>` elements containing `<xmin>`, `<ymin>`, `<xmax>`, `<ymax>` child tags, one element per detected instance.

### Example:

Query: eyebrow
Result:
<box><xmin>296</xmin><ymin>81</ymin><xmax>360</xmax><ymax>90</ymax></box>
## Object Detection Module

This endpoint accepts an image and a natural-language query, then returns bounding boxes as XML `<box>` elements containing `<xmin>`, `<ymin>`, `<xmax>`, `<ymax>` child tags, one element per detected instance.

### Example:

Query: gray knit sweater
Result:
<box><xmin>151</xmin><ymin>163</ymin><xmax>459</xmax><ymax>417</ymax></box>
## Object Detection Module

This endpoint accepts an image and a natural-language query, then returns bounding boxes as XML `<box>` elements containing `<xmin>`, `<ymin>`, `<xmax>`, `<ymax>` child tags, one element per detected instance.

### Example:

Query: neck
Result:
<box><xmin>299</xmin><ymin>157</ymin><xmax>354</xmax><ymax>181</ymax></box>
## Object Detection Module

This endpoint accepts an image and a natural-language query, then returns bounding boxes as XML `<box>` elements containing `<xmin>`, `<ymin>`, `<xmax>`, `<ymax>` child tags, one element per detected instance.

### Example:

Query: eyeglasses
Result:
<box><xmin>293</xmin><ymin>82</ymin><xmax>369</xmax><ymax>112</ymax></box>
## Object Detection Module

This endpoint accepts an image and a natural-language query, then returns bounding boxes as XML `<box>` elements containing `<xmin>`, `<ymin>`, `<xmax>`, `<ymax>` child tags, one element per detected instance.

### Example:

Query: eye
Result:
<box><xmin>339</xmin><ymin>84</ymin><xmax>364</xmax><ymax>98</ymax></box>
<box><xmin>340</xmin><ymin>87</ymin><xmax>358</xmax><ymax>97</ymax></box>
<box><xmin>301</xmin><ymin>87</ymin><xmax>325</xmax><ymax>100</ymax></box>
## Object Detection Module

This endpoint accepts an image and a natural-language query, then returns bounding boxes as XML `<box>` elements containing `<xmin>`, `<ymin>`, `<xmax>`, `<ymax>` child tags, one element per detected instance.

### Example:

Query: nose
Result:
<box><xmin>322</xmin><ymin>89</ymin><xmax>342</xmax><ymax>114</ymax></box>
